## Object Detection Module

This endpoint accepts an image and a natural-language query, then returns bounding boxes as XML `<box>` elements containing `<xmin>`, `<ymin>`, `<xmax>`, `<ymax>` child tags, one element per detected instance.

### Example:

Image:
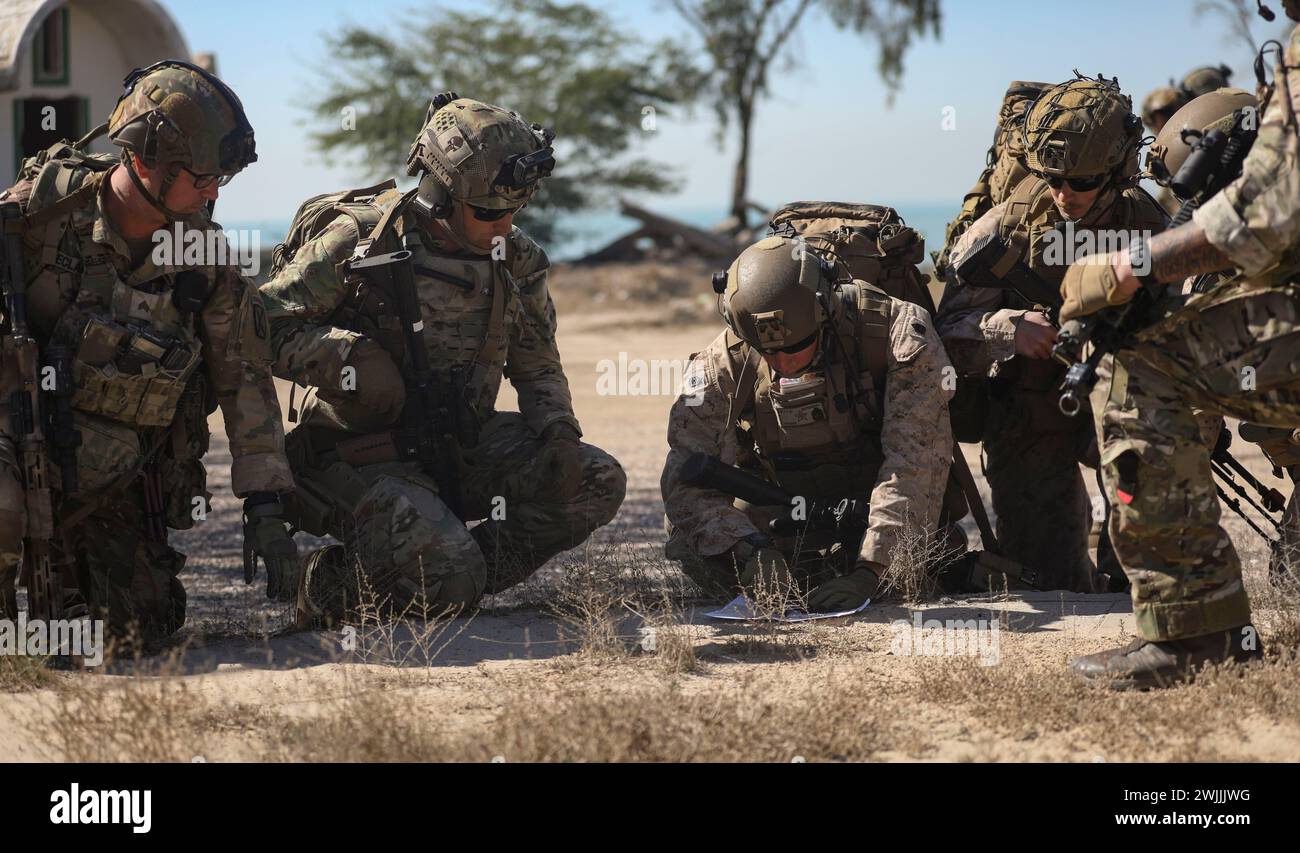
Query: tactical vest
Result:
<box><xmin>731</xmin><ymin>282</ymin><xmax>892</xmax><ymax>500</ymax></box>
<box><xmin>15</xmin><ymin>144</ymin><xmax>208</xmax><ymax>431</ymax></box>
<box><xmin>995</xmin><ymin>177</ymin><xmax>1169</xmax><ymax>294</ymax></box>
<box><xmin>275</xmin><ymin>183</ymin><xmax>514</xmax><ymax>430</ymax></box>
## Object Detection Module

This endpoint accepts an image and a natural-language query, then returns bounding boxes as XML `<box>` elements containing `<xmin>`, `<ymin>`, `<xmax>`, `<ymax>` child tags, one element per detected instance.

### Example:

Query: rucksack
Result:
<box><xmin>268</xmin><ymin>179</ymin><xmax>400</xmax><ymax>279</ymax></box>
<box><xmin>933</xmin><ymin>80</ymin><xmax>1051</xmax><ymax>277</ymax></box>
<box><xmin>766</xmin><ymin>200</ymin><xmax>935</xmax><ymax>313</ymax></box>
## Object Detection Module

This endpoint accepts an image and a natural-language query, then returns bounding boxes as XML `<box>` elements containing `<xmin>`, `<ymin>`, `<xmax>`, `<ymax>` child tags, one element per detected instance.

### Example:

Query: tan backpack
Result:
<box><xmin>766</xmin><ymin>201</ymin><xmax>935</xmax><ymax>313</ymax></box>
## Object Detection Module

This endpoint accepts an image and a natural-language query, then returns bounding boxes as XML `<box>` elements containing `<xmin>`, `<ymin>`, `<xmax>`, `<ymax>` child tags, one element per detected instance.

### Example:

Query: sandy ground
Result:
<box><xmin>2</xmin><ymin>266</ymin><xmax>1298</xmax><ymax>762</ymax></box>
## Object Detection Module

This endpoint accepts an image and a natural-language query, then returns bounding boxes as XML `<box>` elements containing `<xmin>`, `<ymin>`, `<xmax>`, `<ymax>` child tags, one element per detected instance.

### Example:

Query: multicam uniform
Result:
<box><xmin>0</xmin><ymin>146</ymin><xmax>291</xmax><ymax>639</ymax></box>
<box><xmin>260</xmin><ymin>98</ymin><xmax>624</xmax><ymax>615</ymax></box>
<box><xmin>937</xmin><ymin>176</ymin><xmax>1167</xmax><ymax>591</ymax></box>
<box><xmin>662</xmin><ymin>268</ymin><xmax>954</xmax><ymax>595</ymax></box>
<box><xmin>1092</xmin><ymin>24</ymin><xmax>1300</xmax><ymax>641</ymax></box>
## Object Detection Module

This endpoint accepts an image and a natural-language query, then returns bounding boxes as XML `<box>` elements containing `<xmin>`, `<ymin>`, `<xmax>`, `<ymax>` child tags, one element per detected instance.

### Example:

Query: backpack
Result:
<box><xmin>933</xmin><ymin>81</ymin><xmax>1051</xmax><ymax>277</ymax></box>
<box><xmin>268</xmin><ymin>179</ymin><xmax>400</xmax><ymax>279</ymax></box>
<box><xmin>766</xmin><ymin>200</ymin><xmax>935</xmax><ymax>313</ymax></box>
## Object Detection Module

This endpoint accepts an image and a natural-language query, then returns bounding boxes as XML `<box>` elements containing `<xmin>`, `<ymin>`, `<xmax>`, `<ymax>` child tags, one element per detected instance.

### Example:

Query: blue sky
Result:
<box><xmin>158</xmin><ymin>0</ymin><xmax>1287</xmax><ymax>225</ymax></box>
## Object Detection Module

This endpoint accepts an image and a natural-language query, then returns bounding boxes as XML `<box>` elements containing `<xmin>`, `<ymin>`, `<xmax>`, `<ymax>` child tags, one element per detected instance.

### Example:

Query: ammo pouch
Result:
<box><xmin>71</xmin><ymin>316</ymin><xmax>202</xmax><ymax>428</ymax></box>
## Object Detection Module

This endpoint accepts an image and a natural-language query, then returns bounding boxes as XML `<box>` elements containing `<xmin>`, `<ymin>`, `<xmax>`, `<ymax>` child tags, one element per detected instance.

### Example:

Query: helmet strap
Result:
<box><xmin>123</xmin><ymin>153</ymin><xmax>186</xmax><ymax>222</ymax></box>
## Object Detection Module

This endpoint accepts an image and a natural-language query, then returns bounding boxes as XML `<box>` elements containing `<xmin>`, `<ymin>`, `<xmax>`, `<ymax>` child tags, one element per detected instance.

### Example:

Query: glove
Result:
<box><xmin>806</xmin><ymin>564</ymin><xmax>880</xmax><ymax>613</ymax></box>
<box><xmin>539</xmin><ymin>422</ymin><xmax>585</xmax><ymax>501</ymax></box>
<box><xmin>1060</xmin><ymin>253</ymin><xmax>1129</xmax><ymax>322</ymax></box>
<box><xmin>737</xmin><ymin>545</ymin><xmax>795</xmax><ymax>599</ymax></box>
<box><xmin>242</xmin><ymin>493</ymin><xmax>301</xmax><ymax>602</ymax></box>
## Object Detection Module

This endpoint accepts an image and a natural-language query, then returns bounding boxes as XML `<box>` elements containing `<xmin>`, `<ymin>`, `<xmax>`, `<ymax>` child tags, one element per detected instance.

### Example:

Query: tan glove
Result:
<box><xmin>1059</xmin><ymin>253</ymin><xmax>1131</xmax><ymax>322</ymax></box>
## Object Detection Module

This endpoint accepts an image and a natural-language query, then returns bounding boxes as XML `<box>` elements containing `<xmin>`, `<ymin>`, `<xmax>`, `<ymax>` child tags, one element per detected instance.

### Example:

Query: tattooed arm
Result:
<box><xmin>1109</xmin><ymin>221</ymin><xmax>1234</xmax><ymax>300</ymax></box>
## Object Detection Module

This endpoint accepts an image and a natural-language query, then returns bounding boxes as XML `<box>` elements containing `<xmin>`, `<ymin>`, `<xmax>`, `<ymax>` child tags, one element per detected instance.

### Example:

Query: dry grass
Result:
<box><xmin>879</xmin><ymin>518</ymin><xmax>964</xmax><ymax>605</ymax></box>
<box><xmin>0</xmin><ymin>654</ymin><xmax>56</xmax><ymax>692</ymax></box>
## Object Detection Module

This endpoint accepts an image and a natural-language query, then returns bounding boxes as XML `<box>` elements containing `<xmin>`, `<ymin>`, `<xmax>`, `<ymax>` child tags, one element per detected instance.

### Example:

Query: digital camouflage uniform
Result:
<box><xmin>662</xmin><ymin>237</ymin><xmax>954</xmax><ymax>597</ymax></box>
<box><xmin>260</xmin><ymin>98</ymin><xmax>624</xmax><ymax>616</ymax></box>
<box><xmin>0</xmin><ymin>80</ymin><xmax>292</xmax><ymax>641</ymax></box>
<box><xmin>1093</xmin><ymin>25</ymin><xmax>1300</xmax><ymax>641</ymax></box>
<box><xmin>937</xmin><ymin>77</ymin><xmax>1168</xmax><ymax>591</ymax></box>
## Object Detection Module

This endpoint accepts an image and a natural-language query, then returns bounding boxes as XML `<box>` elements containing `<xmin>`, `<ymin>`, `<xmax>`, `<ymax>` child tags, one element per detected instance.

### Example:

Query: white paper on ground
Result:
<box><xmin>704</xmin><ymin>595</ymin><xmax>872</xmax><ymax>622</ymax></box>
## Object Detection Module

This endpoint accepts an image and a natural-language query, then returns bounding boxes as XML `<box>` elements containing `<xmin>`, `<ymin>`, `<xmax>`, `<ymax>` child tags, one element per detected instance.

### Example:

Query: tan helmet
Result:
<box><xmin>1141</xmin><ymin>86</ymin><xmax>1188</xmax><ymax>133</ymax></box>
<box><xmin>1022</xmin><ymin>75</ymin><xmax>1143</xmax><ymax>180</ymax></box>
<box><xmin>1146</xmin><ymin>87</ymin><xmax>1258</xmax><ymax>192</ymax></box>
<box><xmin>406</xmin><ymin>92</ymin><xmax>555</xmax><ymax>218</ymax></box>
<box><xmin>1180</xmin><ymin>64</ymin><xmax>1233</xmax><ymax>99</ymax></box>
<box><xmin>715</xmin><ymin>236</ymin><xmax>836</xmax><ymax>353</ymax></box>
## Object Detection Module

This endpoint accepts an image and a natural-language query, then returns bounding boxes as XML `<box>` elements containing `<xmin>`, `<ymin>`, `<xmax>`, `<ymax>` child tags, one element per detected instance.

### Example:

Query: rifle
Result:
<box><xmin>952</xmin><ymin>231</ymin><xmax>1064</xmax><ymax>322</ymax></box>
<box><xmin>350</xmin><ymin>201</ymin><xmax>463</xmax><ymax>516</ymax></box>
<box><xmin>1051</xmin><ymin>105</ymin><xmax>1259</xmax><ymax>416</ymax></box>
<box><xmin>679</xmin><ymin>451</ymin><xmax>1043</xmax><ymax>590</ymax></box>
<box><xmin>2</xmin><ymin>202</ymin><xmax>65</xmax><ymax>621</ymax></box>
<box><xmin>1212</xmin><ymin>426</ymin><xmax>1286</xmax><ymax>544</ymax></box>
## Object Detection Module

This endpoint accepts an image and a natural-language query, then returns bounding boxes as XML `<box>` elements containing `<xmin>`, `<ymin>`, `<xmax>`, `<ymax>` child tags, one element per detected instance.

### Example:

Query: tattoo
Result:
<box><xmin>1149</xmin><ymin>223</ymin><xmax>1232</xmax><ymax>283</ymax></box>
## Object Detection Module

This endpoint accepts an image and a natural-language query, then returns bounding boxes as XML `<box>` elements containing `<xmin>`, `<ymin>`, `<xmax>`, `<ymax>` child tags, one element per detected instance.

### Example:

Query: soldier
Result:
<box><xmin>258</xmin><ymin>94</ymin><xmax>625</xmax><ymax>621</ymax></box>
<box><xmin>1061</xmin><ymin>5</ymin><xmax>1300</xmax><ymax>685</ymax></box>
<box><xmin>935</xmin><ymin>75</ymin><xmax>1167</xmax><ymax>592</ymax></box>
<box><xmin>0</xmin><ymin>61</ymin><xmax>299</xmax><ymax>644</ymax></box>
<box><xmin>1141</xmin><ymin>65</ymin><xmax>1233</xmax><ymax>135</ymax></box>
<box><xmin>1146</xmin><ymin>87</ymin><xmax>1300</xmax><ymax>573</ymax></box>
<box><xmin>660</xmin><ymin>236</ymin><xmax>955</xmax><ymax>611</ymax></box>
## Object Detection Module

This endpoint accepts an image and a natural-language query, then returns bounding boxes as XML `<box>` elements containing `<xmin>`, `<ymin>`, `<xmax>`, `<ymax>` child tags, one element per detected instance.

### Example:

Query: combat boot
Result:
<box><xmin>1070</xmin><ymin>626</ymin><xmax>1263</xmax><ymax>690</ymax></box>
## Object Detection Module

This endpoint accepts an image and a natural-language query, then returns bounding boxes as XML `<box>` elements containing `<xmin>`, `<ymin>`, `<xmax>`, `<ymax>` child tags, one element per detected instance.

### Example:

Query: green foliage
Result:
<box><xmin>308</xmin><ymin>0</ymin><xmax>700</xmax><ymax>242</ymax></box>
<box><xmin>671</xmin><ymin>0</ymin><xmax>942</xmax><ymax>225</ymax></box>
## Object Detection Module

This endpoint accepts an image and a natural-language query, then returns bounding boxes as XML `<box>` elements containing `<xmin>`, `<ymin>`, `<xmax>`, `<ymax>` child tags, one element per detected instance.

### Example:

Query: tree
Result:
<box><xmin>670</xmin><ymin>0</ymin><xmax>941</xmax><ymax>230</ymax></box>
<box><xmin>307</xmin><ymin>0</ymin><xmax>700</xmax><ymax>242</ymax></box>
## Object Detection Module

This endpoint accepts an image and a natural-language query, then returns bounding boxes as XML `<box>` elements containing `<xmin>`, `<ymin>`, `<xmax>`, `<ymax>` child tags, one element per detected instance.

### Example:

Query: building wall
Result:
<box><xmin>0</xmin><ymin>2</ymin><xmax>155</xmax><ymax>187</ymax></box>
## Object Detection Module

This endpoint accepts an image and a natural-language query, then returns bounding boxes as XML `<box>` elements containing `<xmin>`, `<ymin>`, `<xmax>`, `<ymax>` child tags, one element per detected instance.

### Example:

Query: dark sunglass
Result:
<box><xmin>468</xmin><ymin>204</ymin><xmax>522</xmax><ymax>222</ymax></box>
<box><xmin>1037</xmin><ymin>171</ymin><xmax>1107</xmax><ymax>192</ymax></box>
<box><xmin>182</xmin><ymin>167</ymin><xmax>234</xmax><ymax>190</ymax></box>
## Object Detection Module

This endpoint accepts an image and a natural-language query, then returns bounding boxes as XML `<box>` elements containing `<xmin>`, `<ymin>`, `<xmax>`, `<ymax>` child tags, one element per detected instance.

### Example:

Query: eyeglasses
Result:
<box><xmin>182</xmin><ymin>167</ymin><xmax>235</xmax><ymax>190</ymax></box>
<box><xmin>1036</xmin><ymin>171</ymin><xmax>1107</xmax><ymax>192</ymax></box>
<box><xmin>468</xmin><ymin>203</ymin><xmax>522</xmax><ymax>222</ymax></box>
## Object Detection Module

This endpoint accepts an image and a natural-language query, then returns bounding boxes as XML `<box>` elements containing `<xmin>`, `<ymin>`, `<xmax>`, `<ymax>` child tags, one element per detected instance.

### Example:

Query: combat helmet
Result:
<box><xmin>406</xmin><ymin>92</ymin><xmax>555</xmax><ymax>219</ymax></box>
<box><xmin>1146</xmin><ymin>88</ymin><xmax>1258</xmax><ymax>194</ymax></box>
<box><xmin>1021</xmin><ymin>75</ymin><xmax>1143</xmax><ymax>183</ymax></box>
<box><xmin>1180</xmin><ymin>64</ymin><xmax>1233</xmax><ymax>99</ymax></box>
<box><xmin>714</xmin><ymin>236</ymin><xmax>838</xmax><ymax>354</ymax></box>
<box><xmin>107</xmin><ymin>59</ymin><xmax>256</xmax><ymax>219</ymax></box>
<box><xmin>1141</xmin><ymin>86</ymin><xmax>1187</xmax><ymax>133</ymax></box>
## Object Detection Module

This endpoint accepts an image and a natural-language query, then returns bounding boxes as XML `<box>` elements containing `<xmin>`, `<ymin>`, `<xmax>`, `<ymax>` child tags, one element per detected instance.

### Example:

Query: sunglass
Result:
<box><xmin>1036</xmin><ymin>171</ymin><xmax>1107</xmax><ymax>192</ymax></box>
<box><xmin>182</xmin><ymin>167</ymin><xmax>235</xmax><ymax>190</ymax></box>
<box><xmin>468</xmin><ymin>203</ymin><xmax>522</xmax><ymax>222</ymax></box>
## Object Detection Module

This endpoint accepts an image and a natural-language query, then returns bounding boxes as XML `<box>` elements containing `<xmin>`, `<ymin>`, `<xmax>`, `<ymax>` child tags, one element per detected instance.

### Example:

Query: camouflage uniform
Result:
<box><xmin>0</xmin><ymin>66</ymin><xmax>293</xmax><ymax>641</ymax></box>
<box><xmin>935</xmin><ymin>75</ymin><xmax>1170</xmax><ymax>592</ymax></box>
<box><xmin>662</xmin><ymin>237</ymin><xmax>954</xmax><ymax>597</ymax></box>
<box><xmin>1092</xmin><ymin>24</ymin><xmax>1300</xmax><ymax>641</ymax></box>
<box><xmin>260</xmin><ymin>97</ymin><xmax>624</xmax><ymax>616</ymax></box>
